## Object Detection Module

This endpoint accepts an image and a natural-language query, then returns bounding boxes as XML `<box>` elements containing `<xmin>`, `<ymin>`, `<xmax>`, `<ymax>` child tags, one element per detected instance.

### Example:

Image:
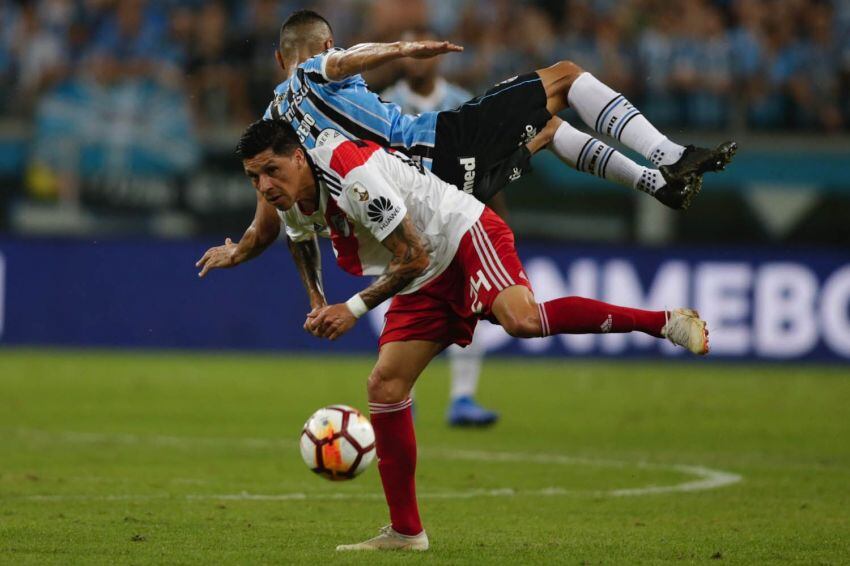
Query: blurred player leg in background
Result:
<box><xmin>382</xmin><ymin>27</ymin><xmax>499</xmax><ymax>427</ymax></box>
<box><xmin>446</xmin><ymin>330</ymin><xmax>498</xmax><ymax>427</ymax></box>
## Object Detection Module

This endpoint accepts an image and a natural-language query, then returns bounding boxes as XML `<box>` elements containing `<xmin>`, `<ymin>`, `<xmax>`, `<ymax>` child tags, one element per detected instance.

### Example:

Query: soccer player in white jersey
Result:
<box><xmin>198</xmin><ymin>11</ymin><xmax>734</xmax><ymax>427</ymax></box>
<box><xmin>382</xmin><ymin>27</ymin><xmax>496</xmax><ymax>427</ymax></box>
<box><xmin>212</xmin><ymin>118</ymin><xmax>711</xmax><ymax>552</ymax></box>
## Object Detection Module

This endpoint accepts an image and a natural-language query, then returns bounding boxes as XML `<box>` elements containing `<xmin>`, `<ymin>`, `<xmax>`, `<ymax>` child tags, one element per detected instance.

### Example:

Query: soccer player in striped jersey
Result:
<box><xmin>382</xmin><ymin>27</ymin><xmax>497</xmax><ymax>428</ymax></box>
<box><xmin>261</xmin><ymin>10</ymin><xmax>734</xmax><ymax>205</ymax></box>
<box><xmin>223</xmin><ymin>118</ymin><xmax>711</xmax><ymax>551</ymax></box>
<box><xmin>199</xmin><ymin>10</ymin><xmax>735</xmax><ymax>281</ymax></box>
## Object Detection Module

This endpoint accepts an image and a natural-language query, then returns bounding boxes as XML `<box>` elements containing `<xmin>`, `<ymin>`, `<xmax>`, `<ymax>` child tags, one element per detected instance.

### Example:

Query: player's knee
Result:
<box><xmin>367</xmin><ymin>364</ymin><xmax>409</xmax><ymax>404</ymax></box>
<box><xmin>532</xmin><ymin>117</ymin><xmax>561</xmax><ymax>149</ymax></box>
<box><xmin>500</xmin><ymin>309</ymin><xmax>543</xmax><ymax>339</ymax></box>
<box><xmin>552</xmin><ymin>60</ymin><xmax>584</xmax><ymax>86</ymax></box>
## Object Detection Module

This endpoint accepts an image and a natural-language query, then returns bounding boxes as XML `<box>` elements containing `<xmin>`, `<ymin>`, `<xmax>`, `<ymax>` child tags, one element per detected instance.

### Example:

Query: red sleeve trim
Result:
<box><xmin>329</xmin><ymin>140</ymin><xmax>381</xmax><ymax>178</ymax></box>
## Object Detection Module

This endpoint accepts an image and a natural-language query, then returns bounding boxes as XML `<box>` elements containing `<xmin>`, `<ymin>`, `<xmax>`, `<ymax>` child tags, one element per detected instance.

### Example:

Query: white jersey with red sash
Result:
<box><xmin>279</xmin><ymin>135</ymin><xmax>484</xmax><ymax>294</ymax></box>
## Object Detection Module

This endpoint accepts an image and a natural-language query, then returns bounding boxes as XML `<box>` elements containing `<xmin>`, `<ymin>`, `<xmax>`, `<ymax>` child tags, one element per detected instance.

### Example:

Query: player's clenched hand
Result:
<box><xmin>400</xmin><ymin>40</ymin><xmax>463</xmax><ymax>59</ymax></box>
<box><xmin>196</xmin><ymin>238</ymin><xmax>239</xmax><ymax>278</ymax></box>
<box><xmin>304</xmin><ymin>304</ymin><xmax>357</xmax><ymax>341</ymax></box>
<box><xmin>304</xmin><ymin>307</ymin><xmax>323</xmax><ymax>336</ymax></box>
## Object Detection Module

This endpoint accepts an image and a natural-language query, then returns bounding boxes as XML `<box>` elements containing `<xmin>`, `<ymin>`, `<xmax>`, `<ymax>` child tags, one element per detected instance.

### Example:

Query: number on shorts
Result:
<box><xmin>469</xmin><ymin>269</ymin><xmax>493</xmax><ymax>314</ymax></box>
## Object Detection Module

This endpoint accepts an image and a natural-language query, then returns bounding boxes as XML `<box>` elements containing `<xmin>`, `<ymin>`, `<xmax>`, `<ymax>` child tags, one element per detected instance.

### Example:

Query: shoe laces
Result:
<box><xmin>378</xmin><ymin>525</ymin><xmax>394</xmax><ymax>536</ymax></box>
<box><xmin>664</xmin><ymin>313</ymin><xmax>692</xmax><ymax>346</ymax></box>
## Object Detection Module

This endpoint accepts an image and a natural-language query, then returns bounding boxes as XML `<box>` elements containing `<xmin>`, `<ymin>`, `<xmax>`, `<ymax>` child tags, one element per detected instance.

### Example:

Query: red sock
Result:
<box><xmin>368</xmin><ymin>398</ymin><xmax>422</xmax><ymax>536</ymax></box>
<box><xmin>539</xmin><ymin>296</ymin><xmax>666</xmax><ymax>338</ymax></box>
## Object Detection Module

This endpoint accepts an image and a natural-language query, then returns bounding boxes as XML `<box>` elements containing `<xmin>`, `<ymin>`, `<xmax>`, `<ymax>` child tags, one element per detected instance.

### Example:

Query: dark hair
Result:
<box><xmin>279</xmin><ymin>10</ymin><xmax>333</xmax><ymax>55</ymax></box>
<box><xmin>235</xmin><ymin>119</ymin><xmax>301</xmax><ymax>160</ymax></box>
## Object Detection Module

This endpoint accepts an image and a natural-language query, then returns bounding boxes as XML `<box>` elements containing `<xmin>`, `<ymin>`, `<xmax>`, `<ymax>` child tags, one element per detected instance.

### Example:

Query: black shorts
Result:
<box><xmin>431</xmin><ymin>72</ymin><xmax>551</xmax><ymax>198</ymax></box>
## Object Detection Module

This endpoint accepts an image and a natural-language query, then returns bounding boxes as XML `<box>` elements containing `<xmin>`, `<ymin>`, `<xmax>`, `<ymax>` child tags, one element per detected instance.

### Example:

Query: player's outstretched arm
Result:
<box><xmin>288</xmin><ymin>234</ymin><xmax>326</xmax><ymax>310</ymax></box>
<box><xmin>324</xmin><ymin>40</ymin><xmax>463</xmax><ymax>81</ymax></box>
<box><xmin>304</xmin><ymin>214</ymin><xmax>429</xmax><ymax>340</ymax></box>
<box><xmin>196</xmin><ymin>193</ymin><xmax>280</xmax><ymax>278</ymax></box>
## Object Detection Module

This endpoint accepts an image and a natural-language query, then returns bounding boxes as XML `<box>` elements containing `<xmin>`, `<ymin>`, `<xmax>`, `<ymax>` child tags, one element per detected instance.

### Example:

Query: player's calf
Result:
<box><xmin>490</xmin><ymin>286</ymin><xmax>710</xmax><ymax>354</ymax></box>
<box><xmin>364</xmin><ymin>341</ymin><xmax>443</xmax><ymax>544</ymax></box>
<box><xmin>492</xmin><ymin>286</ymin><xmax>543</xmax><ymax>338</ymax></box>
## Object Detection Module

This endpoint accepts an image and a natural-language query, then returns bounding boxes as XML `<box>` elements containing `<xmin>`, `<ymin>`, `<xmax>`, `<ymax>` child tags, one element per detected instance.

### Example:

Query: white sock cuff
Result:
<box><xmin>538</xmin><ymin>303</ymin><xmax>551</xmax><ymax>337</ymax></box>
<box><xmin>369</xmin><ymin>398</ymin><xmax>413</xmax><ymax>414</ymax></box>
<box><xmin>566</xmin><ymin>72</ymin><xmax>604</xmax><ymax>109</ymax></box>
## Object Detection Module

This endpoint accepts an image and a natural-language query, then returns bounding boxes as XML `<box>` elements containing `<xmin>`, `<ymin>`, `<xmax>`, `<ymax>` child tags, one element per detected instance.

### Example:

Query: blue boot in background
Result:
<box><xmin>447</xmin><ymin>396</ymin><xmax>499</xmax><ymax>427</ymax></box>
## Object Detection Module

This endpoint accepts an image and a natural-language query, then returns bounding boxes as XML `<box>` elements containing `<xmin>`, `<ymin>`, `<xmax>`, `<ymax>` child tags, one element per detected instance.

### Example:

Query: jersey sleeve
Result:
<box><xmin>300</xmin><ymin>47</ymin><xmax>346</xmax><ymax>84</ymax></box>
<box><xmin>339</xmin><ymin>163</ymin><xmax>408</xmax><ymax>243</ymax></box>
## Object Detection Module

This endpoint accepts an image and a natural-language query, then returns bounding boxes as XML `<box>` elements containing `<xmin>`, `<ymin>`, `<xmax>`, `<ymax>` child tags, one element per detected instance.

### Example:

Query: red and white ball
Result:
<box><xmin>300</xmin><ymin>405</ymin><xmax>375</xmax><ymax>481</ymax></box>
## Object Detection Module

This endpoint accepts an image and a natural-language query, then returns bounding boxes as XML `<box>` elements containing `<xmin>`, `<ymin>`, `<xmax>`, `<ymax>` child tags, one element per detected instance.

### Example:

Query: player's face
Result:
<box><xmin>403</xmin><ymin>52</ymin><xmax>438</xmax><ymax>80</ymax></box>
<box><xmin>243</xmin><ymin>148</ymin><xmax>313</xmax><ymax>211</ymax></box>
<box><xmin>401</xmin><ymin>31</ymin><xmax>439</xmax><ymax>80</ymax></box>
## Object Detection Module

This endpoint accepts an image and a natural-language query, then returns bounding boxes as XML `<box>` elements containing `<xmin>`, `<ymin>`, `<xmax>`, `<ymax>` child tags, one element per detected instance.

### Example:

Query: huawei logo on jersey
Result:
<box><xmin>367</xmin><ymin>197</ymin><xmax>400</xmax><ymax>229</ymax></box>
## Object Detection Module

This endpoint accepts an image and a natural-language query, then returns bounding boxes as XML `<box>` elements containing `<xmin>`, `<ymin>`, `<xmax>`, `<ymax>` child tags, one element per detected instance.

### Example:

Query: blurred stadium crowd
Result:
<box><xmin>2</xmin><ymin>0</ymin><xmax>850</xmax><ymax>132</ymax></box>
<box><xmin>1</xmin><ymin>0</ymin><xmax>849</xmax><ymax>240</ymax></box>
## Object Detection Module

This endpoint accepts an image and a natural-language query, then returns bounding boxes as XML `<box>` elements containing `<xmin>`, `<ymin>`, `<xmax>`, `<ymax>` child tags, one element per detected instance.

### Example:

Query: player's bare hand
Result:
<box><xmin>304</xmin><ymin>307</ymin><xmax>323</xmax><ymax>336</ymax></box>
<box><xmin>305</xmin><ymin>304</ymin><xmax>357</xmax><ymax>340</ymax></box>
<box><xmin>196</xmin><ymin>238</ymin><xmax>239</xmax><ymax>278</ymax></box>
<box><xmin>400</xmin><ymin>40</ymin><xmax>463</xmax><ymax>59</ymax></box>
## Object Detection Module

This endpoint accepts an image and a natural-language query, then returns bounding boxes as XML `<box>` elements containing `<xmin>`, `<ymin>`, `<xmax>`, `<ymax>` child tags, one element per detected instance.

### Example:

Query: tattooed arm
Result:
<box><xmin>359</xmin><ymin>215</ymin><xmax>430</xmax><ymax>309</ymax></box>
<box><xmin>288</xmin><ymin>235</ymin><xmax>326</xmax><ymax>310</ymax></box>
<box><xmin>305</xmin><ymin>214</ymin><xmax>429</xmax><ymax>340</ymax></box>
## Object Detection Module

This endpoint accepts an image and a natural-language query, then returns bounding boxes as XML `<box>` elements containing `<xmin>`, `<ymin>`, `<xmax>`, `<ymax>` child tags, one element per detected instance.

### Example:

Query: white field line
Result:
<box><xmin>4</xmin><ymin>428</ymin><xmax>742</xmax><ymax>501</ymax></box>
<box><xmin>8</xmin><ymin>428</ymin><xmax>297</xmax><ymax>450</ymax></box>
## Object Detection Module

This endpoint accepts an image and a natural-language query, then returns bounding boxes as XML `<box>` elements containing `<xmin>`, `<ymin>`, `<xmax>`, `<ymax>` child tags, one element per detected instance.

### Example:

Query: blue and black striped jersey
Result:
<box><xmin>264</xmin><ymin>48</ymin><xmax>439</xmax><ymax>169</ymax></box>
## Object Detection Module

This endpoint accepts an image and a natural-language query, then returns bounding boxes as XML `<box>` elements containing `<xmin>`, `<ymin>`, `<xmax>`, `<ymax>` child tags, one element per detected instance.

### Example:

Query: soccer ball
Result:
<box><xmin>300</xmin><ymin>405</ymin><xmax>376</xmax><ymax>481</ymax></box>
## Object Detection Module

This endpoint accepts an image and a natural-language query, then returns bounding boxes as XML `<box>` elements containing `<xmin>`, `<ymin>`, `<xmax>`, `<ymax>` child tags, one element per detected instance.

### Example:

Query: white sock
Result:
<box><xmin>567</xmin><ymin>72</ymin><xmax>685</xmax><ymax>167</ymax></box>
<box><xmin>549</xmin><ymin>120</ymin><xmax>667</xmax><ymax>195</ymax></box>
<box><xmin>447</xmin><ymin>343</ymin><xmax>483</xmax><ymax>400</ymax></box>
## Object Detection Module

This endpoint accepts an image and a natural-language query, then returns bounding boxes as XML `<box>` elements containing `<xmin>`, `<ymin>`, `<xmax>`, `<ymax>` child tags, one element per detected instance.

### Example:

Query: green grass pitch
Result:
<box><xmin>1</xmin><ymin>349</ymin><xmax>849</xmax><ymax>564</ymax></box>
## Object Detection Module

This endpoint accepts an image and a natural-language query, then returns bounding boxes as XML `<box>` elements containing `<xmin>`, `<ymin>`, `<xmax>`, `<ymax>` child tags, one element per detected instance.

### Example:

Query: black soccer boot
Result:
<box><xmin>649</xmin><ymin>171</ymin><xmax>701</xmax><ymax>211</ymax></box>
<box><xmin>656</xmin><ymin>141</ymin><xmax>738</xmax><ymax>211</ymax></box>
